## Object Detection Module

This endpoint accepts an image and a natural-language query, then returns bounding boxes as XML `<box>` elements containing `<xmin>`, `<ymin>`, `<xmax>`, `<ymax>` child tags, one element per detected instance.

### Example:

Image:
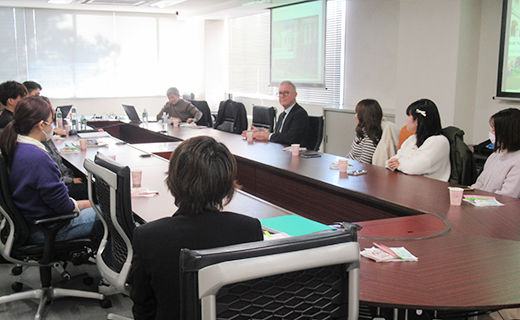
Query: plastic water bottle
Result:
<box><xmin>70</xmin><ymin>106</ymin><xmax>78</xmax><ymax>131</ymax></box>
<box><xmin>80</xmin><ymin>115</ymin><xmax>87</xmax><ymax>131</ymax></box>
<box><xmin>162</xmin><ymin>112</ymin><xmax>168</xmax><ymax>130</ymax></box>
<box><xmin>142</xmin><ymin>108</ymin><xmax>148</xmax><ymax>123</ymax></box>
<box><xmin>56</xmin><ymin>108</ymin><xmax>63</xmax><ymax>129</ymax></box>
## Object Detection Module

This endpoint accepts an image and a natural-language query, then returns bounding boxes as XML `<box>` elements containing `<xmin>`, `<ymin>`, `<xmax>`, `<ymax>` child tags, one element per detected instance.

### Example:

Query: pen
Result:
<box><xmin>263</xmin><ymin>230</ymin><xmax>271</xmax><ymax>238</ymax></box>
<box><xmin>373</xmin><ymin>242</ymin><xmax>400</xmax><ymax>259</ymax></box>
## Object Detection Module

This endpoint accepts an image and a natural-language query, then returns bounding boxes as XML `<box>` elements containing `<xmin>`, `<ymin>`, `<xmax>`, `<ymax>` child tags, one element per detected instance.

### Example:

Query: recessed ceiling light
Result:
<box><xmin>48</xmin><ymin>0</ymin><xmax>75</xmax><ymax>4</ymax></box>
<box><xmin>150</xmin><ymin>0</ymin><xmax>186</xmax><ymax>9</ymax></box>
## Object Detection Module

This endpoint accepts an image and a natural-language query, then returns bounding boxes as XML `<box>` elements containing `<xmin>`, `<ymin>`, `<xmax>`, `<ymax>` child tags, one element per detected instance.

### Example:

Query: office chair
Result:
<box><xmin>0</xmin><ymin>154</ymin><xmax>107</xmax><ymax>320</ymax></box>
<box><xmin>84</xmin><ymin>153</ymin><xmax>136</xmax><ymax>320</ymax></box>
<box><xmin>304</xmin><ymin>115</ymin><xmax>324</xmax><ymax>151</ymax></box>
<box><xmin>252</xmin><ymin>105</ymin><xmax>276</xmax><ymax>132</ymax></box>
<box><xmin>190</xmin><ymin>100</ymin><xmax>213</xmax><ymax>127</ymax></box>
<box><xmin>180</xmin><ymin>227</ymin><xmax>360</xmax><ymax>320</ymax></box>
<box><xmin>441</xmin><ymin>126</ymin><xmax>477</xmax><ymax>186</ymax></box>
<box><xmin>214</xmin><ymin>100</ymin><xmax>248</xmax><ymax>134</ymax></box>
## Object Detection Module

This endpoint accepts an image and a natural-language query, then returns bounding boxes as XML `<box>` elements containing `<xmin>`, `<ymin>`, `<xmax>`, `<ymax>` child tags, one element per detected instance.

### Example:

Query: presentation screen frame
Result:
<box><xmin>269</xmin><ymin>0</ymin><xmax>327</xmax><ymax>88</ymax></box>
<box><xmin>496</xmin><ymin>0</ymin><xmax>520</xmax><ymax>99</ymax></box>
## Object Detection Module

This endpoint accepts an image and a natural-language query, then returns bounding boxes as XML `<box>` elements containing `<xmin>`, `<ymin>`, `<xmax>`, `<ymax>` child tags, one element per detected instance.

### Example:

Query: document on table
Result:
<box><xmin>260</xmin><ymin>215</ymin><xmax>335</xmax><ymax>237</ymax></box>
<box><xmin>361</xmin><ymin>243</ymin><xmax>418</xmax><ymax>262</ymax></box>
<box><xmin>78</xmin><ymin>131</ymin><xmax>110</xmax><ymax>138</ymax></box>
<box><xmin>463</xmin><ymin>195</ymin><xmax>504</xmax><ymax>207</ymax></box>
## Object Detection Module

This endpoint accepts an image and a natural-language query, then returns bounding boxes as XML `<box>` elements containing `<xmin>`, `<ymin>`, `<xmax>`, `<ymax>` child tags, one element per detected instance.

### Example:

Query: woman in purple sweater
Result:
<box><xmin>472</xmin><ymin>108</ymin><xmax>520</xmax><ymax>198</ymax></box>
<box><xmin>0</xmin><ymin>96</ymin><xmax>101</xmax><ymax>243</ymax></box>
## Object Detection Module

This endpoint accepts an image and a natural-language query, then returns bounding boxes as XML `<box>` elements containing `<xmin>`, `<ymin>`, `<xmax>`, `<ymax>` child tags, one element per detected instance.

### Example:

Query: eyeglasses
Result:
<box><xmin>278</xmin><ymin>91</ymin><xmax>291</xmax><ymax>97</ymax></box>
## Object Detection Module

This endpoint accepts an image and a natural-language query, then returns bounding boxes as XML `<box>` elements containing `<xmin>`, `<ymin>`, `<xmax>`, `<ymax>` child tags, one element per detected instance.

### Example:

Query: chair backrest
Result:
<box><xmin>215</xmin><ymin>100</ymin><xmax>248</xmax><ymax>134</ymax></box>
<box><xmin>190</xmin><ymin>100</ymin><xmax>213</xmax><ymax>128</ymax></box>
<box><xmin>372</xmin><ymin>121</ymin><xmax>400</xmax><ymax>166</ymax></box>
<box><xmin>84</xmin><ymin>153</ymin><xmax>135</xmax><ymax>292</ymax></box>
<box><xmin>180</xmin><ymin>228</ymin><xmax>360</xmax><ymax>320</ymax></box>
<box><xmin>304</xmin><ymin>116</ymin><xmax>324</xmax><ymax>151</ymax></box>
<box><xmin>0</xmin><ymin>153</ymin><xmax>31</xmax><ymax>260</ymax></box>
<box><xmin>441</xmin><ymin>126</ymin><xmax>477</xmax><ymax>185</ymax></box>
<box><xmin>252</xmin><ymin>105</ymin><xmax>276</xmax><ymax>132</ymax></box>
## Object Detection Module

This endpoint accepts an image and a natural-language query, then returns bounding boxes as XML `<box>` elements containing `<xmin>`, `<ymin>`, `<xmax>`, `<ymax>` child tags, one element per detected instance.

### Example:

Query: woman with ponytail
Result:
<box><xmin>0</xmin><ymin>96</ymin><xmax>101</xmax><ymax>243</ymax></box>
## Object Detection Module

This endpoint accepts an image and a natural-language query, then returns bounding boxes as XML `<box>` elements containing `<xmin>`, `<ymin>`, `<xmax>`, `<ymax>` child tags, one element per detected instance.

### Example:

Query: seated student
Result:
<box><xmin>471</xmin><ymin>108</ymin><xmax>520</xmax><ymax>198</ymax></box>
<box><xmin>23</xmin><ymin>80</ymin><xmax>42</xmax><ymax>96</ymax></box>
<box><xmin>40</xmin><ymin>96</ymin><xmax>88</xmax><ymax>200</ymax></box>
<box><xmin>386</xmin><ymin>99</ymin><xmax>450</xmax><ymax>181</ymax></box>
<box><xmin>130</xmin><ymin>136</ymin><xmax>263</xmax><ymax>320</ymax></box>
<box><xmin>155</xmin><ymin>87</ymin><xmax>202</xmax><ymax>123</ymax></box>
<box><xmin>0</xmin><ymin>96</ymin><xmax>101</xmax><ymax>244</ymax></box>
<box><xmin>0</xmin><ymin>81</ymin><xmax>27</xmax><ymax>129</ymax></box>
<box><xmin>346</xmin><ymin>99</ymin><xmax>383</xmax><ymax>164</ymax></box>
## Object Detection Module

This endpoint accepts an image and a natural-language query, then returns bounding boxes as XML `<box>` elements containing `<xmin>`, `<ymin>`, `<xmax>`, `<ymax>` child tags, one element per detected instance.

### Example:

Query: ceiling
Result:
<box><xmin>0</xmin><ymin>0</ymin><xmax>303</xmax><ymax>18</ymax></box>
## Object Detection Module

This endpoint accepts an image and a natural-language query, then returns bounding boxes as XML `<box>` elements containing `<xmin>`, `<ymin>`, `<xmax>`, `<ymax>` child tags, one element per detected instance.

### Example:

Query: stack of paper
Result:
<box><xmin>463</xmin><ymin>195</ymin><xmax>504</xmax><ymax>207</ymax></box>
<box><xmin>361</xmin><ymin>243</ymin><xmax>418</xmax><ymax>262</ymax></box>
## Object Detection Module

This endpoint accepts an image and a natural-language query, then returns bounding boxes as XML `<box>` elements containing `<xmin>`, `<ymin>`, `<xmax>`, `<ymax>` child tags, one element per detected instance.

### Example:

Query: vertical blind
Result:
<box><xmin>228</xmin><ymin>0</ymin><xmax>345</xmax><ymax>106</ymax></box>
<box><xmin>0</xmin><ymin>7</ymin><xmax>204</xmax><ymax>98</ymax></box>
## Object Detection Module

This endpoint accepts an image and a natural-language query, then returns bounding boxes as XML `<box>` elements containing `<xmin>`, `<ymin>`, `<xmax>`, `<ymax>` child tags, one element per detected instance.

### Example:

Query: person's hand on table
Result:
<box><xmin>387</xmin><ymin>158</ymin><xmax>400</xmax><ymax>171</ymax></box>
<box><xmin>253</xmin><ymin>127</ymin><xmax>270</xmax><ymax>141</ymax></box>
<box><xmin>54</xmin><ymin>127</ymin><xmax>67</xmax><ymax>136</ymax></box>
<box><xmin>186</xmin><ymin>118</ymin><xmax>195</xmax><ymax>124</ymax></box>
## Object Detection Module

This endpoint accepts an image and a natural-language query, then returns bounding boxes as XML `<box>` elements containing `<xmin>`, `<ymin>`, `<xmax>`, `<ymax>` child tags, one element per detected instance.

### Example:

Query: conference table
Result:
<box><xmin>57</xmin><ymin>120</ymin><xmax>520</xmax><ymax>316</ymax></box>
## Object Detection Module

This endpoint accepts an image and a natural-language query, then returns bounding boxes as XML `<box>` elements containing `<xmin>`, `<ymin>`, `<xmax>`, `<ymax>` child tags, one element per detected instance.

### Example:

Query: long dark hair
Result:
<box><xmin>0</xmin><ymin>96</ymin><xmax>52</xmax><ymax>168</ymax></box>
<box><xmin>491</xmin><ymin>108</ymin><xmax>520</xmax><ymax>152</ymax></box>
<box><xmin>355</xmin><ymin>99</ymin><xmax>382</xmax><ymax>146</ymax></box>
<box><xmin>167</xmin><ymin>136</ymin><xmax>236</xmax><ymax>215</ymax></box>
<box><xmin>406</xmin><ymin>99</ymin><xmax>442</xmax><ymax>148</ymax></box>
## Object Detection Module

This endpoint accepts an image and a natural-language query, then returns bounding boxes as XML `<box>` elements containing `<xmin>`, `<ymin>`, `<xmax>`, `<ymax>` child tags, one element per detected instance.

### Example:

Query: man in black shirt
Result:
<box><xmin>0</xmin><ymin>81</ymin><xmax>28</xmax><ymax>129</ymax></box>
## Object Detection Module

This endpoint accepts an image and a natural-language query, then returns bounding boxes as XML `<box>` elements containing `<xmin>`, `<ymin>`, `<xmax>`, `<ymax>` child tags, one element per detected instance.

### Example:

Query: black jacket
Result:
<box><xmin>270</xmin><ymin>103</ymin><xmax>309</xmax><ymax>145</ymax></box>
<box><xmin>215</xmin><ymin>100</ymin><xmax>248</xmax><ymax>134</ymax></box>
<box><xmin>130</xmin><ymin>210</ymin><xmax>263</xmax><ymax>320</ymax></box>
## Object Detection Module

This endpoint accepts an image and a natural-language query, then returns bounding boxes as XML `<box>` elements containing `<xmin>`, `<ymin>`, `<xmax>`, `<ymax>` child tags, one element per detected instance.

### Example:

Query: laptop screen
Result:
<box><xmin>122</xmin><ymin>104</ymin><xmax>141</xmax><ymax>123</ymax></box>
<box><xmin>56</xmin><ymin>105</ymin><xmax>72</xmax><ymax>118</ymax></box>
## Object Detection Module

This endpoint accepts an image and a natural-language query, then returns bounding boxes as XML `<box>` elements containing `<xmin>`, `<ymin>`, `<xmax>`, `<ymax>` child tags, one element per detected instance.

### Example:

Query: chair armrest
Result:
<box><xmin>31</xmin><ymin>213</ymin><xmax>79</xmax><ymax>225</ymax></box>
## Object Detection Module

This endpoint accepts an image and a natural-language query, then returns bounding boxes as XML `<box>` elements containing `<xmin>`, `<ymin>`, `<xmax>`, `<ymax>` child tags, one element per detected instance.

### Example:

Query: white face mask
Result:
<box><xmin>488</xmin><ymin>131</ymin><xmax>495</xmax><ymax>144</ymax></box>
<box><xmin>42</xmin><ymin>122</ymin><xmax>54</xmax><ymax>141</ymax></box>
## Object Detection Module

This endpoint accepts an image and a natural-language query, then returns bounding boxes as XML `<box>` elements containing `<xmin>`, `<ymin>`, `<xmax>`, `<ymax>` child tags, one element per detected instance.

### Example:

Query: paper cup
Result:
<box><xmin>132</xmin><ymin>170</ymin><xmax>143</xmax><ymax>188</ymax></box>
<box><xmin>246</xmin><ymin>130</ymin><xmax>253</xmax><ymax>143</ymax></box>
<box><xmin>338</xmin><ymin>159</ymin><xmax>349</xmax><ymax>173</ymax></box>
<box><xmin>448</xmin><ymin>187</ymin><xmax>464</xmax><ymax>206</ymax></box>
<box><xmin>291</xmin><ymin>144</ymin><xmax>300</xmax><ymax>156</ymax></box>
<box><xmin>79</xmin><ymin>138</ymin><xmax>87</xmax><ymax>151</ymax></box>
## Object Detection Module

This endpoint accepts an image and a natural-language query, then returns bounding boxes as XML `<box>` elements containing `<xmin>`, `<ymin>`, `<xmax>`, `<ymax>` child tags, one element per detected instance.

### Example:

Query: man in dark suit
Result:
<box><xmin>251</xmin><ymin>81</ymin><xmax>309</xmax><ymax>145</ymax></box>
<box><xmin>130</xmin><ymin>136</ymin><xmax>263</xmax><ymax>320</ymax></box>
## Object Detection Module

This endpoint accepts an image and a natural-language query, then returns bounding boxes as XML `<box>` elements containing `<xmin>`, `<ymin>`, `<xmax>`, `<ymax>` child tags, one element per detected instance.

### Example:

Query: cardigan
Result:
<box><xmin>387</xmin><ymin>134</ymin><xmax>451</xmax><ymax>181</ymax></box>
<box><xmin>130</xmin><ymin>210</ymin><xmax>263</xmax><ymax>320</ymax></box>
<box><xmin>9</xmin><ymin>142</ymin><xmax>75</xmax><ymax>221</ymax></box>
<box><xmin>471</xmin><ymin>150</ymin><xmax>520</xmax><ymax>198</ymax></box>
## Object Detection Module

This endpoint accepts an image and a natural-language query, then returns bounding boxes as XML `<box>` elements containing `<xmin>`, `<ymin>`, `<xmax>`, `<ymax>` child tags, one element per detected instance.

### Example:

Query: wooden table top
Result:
<box><xmin>82</xmin><ymin>121</ymin><xmax>520</xmax><ymax>311</ymax></box>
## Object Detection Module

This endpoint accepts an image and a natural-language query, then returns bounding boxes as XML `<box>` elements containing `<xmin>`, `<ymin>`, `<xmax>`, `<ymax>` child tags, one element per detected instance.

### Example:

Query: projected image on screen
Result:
<box><xmin>497</xmin><ymin>0</ymin><xmax>520</xmax><ymax>97</ymax></box>
<box><xmin>271</xmin><ymin>0</ymin><xmax>325</xmax><ymax>86</ymax></box>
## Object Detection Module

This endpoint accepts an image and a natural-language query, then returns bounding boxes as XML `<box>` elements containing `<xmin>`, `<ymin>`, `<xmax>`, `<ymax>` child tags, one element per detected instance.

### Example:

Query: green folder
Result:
<box><xmin>261</xmin><ymin>215</ymin><xmax>334</xmax><ymax>237</ymax></box>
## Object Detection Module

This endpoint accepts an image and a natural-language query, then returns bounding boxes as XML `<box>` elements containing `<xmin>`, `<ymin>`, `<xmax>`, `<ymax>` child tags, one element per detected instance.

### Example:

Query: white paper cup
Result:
<box><xmin>448</xmin><ymin>187</ymin><xmax>464</xmax><ymax>206</ymax></box>
<box><xmin>132</xmin><ymin>170</ymin><xmax>143</xmax><ymax>188</ymax></box>
<box><xmin>79</xmin><ymin>138</ymin><xmax>87</xmax><ymax>151</ymax></box>
<box><xmin>338</xmin><ymin>159</ymin><xmax>349</xmax><ymax>173</ymax></box>
<box><xmin>246</xmin><ymin>130</ymin><xmax>253</xmax><ymax>143</ymax></box>
<box><xmin>291</xmin><ymin>144</ymin><xmax>300</xmax><ymax>156</ymax></box>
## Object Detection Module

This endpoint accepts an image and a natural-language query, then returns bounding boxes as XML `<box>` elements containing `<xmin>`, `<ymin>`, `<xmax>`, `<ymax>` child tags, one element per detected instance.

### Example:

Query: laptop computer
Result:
<box><xmin>56</xmin><ymin>105</ymin><xmax>72</xmax><ymax>118</ymax></box>
<box><xmin>122</xmin><ymin>104</ymin><xmax>141</xmax><ymax>123</ymax></box>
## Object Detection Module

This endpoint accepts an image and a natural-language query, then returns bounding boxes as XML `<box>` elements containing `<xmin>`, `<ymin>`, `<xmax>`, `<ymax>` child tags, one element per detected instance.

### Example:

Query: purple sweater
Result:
<box><xmin>9</xmin><ymin>143</ymin><xmax>75</xmax><ymax>221</ymax></box>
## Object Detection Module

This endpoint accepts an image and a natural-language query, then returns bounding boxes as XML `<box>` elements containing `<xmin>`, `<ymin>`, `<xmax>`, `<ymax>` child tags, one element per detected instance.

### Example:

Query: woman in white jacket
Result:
<box><xmin>386</xmin><ymin>99</ymin><xmax>450</xmax><ymax>181</ymax></box>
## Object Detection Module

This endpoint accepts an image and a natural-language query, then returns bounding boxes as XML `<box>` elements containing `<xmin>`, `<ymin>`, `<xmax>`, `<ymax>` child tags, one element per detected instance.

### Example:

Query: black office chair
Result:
<box><xmin>252</xmin><ymin>105</ymin><xmax>276</xmax><ymax>132</ymax></box>
<box><xmin>441</xmin><ymin>126</ymin><xmax>477</xmax><ymax>185</ymax></box>
<box><xmin>190</xmin><ymin>100</ymin><xmax>213</xmax><ymax>127</ymax></box>
<box><xmin>304</xmin><ymin>115</ymin><xmax>324</xmax><ymax>151</ymax></box>
<box><xmin>0</xmin><ymin>154</ymin><xmax>107</xmax><ymax>319</ymax></box>
<box><xmin>84</xmin><ymin>153</ymin><xmax>136</xmax><ymax>320</ymax></box>
<box><xmin>179</xmin><ymin>227</ymin><xmax>360</xmax><ymax>320</ymax></box>
<box><xmin>214</xmin><ymin>100</ymin><xmax>248</xmax><ymax>134</ymax></box>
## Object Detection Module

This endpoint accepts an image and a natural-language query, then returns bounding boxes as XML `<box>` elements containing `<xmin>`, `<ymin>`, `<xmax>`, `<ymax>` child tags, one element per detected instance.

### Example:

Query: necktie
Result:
<box><xmin>278</xmin><ymin>111</ymin><xmax>286</xmax><ymax>133</ymax></box>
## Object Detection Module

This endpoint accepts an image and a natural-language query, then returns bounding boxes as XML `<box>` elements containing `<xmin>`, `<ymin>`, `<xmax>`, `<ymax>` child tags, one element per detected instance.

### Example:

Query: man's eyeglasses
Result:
<box><xmin>278</xmin><ymin>91</ymin><xmax>291</xmax><ymax>97</ymax></box>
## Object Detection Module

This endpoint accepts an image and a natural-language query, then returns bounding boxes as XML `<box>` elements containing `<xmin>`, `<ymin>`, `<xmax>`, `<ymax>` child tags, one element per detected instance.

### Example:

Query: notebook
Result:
<box><xmin>260</xmin><ymin>215</ymin><xmax>335</xmax><ymax>237</ymax></box>
<box><xmin>122</xmin><ymin>104</ymin><xmax>141</xmax><ymax>123</ymax></box>
<box><xmin>56</xmin><ymin>105</ymin><xmax>72</xmax><ymax>118</ymax></box>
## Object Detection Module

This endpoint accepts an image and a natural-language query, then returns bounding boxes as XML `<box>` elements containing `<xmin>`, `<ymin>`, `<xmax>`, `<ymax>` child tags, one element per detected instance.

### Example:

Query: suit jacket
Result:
<box><xmin>270</xmin><ymin>103</ymin><xmax>308</xmax><ymax>145</ymax></box>
<box><xmin>130</xmin><ymin>209</ymin><xmax>263</xmax><ymax>320</ymax></box>
<box><xmin>215</xmin><ymin>100</ymin><xmax>248</xmax><ymax>134</ymax></box>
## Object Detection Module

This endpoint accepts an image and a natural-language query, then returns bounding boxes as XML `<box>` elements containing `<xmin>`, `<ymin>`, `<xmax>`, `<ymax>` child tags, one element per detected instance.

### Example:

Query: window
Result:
<box><xmin>0</xmin><ymin>7</ymin><xmax>204</xmax><ymax>98</ymax></box>
<box><xmin>228</xmin><ymin>0</ymin><xmax>345</xmax><ymax>106</ymax></box>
